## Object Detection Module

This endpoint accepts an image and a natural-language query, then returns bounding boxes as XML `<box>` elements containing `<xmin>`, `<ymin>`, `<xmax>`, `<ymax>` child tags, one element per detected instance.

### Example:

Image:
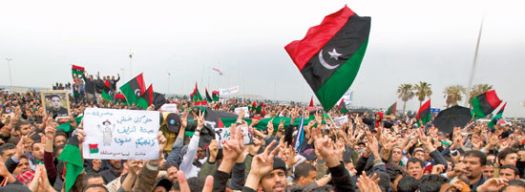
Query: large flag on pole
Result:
<box><xmin>285</xmin><ymin>6</ymin><xmax>371</xmax><ymax>111</ymax></box>
<box><xmin>119</xmin><ymin>73</ymin><xmax>146</xmax><ymax>106</ymax></box>
<box><xmin>137</xmin><ymin>84</ymin><xmax>153</xmax><ymax>109</ymax></box>
<box><xmin>470</xmin><ymin>90</ymin><xmax>502</xmax><ymax>119</ymax></box>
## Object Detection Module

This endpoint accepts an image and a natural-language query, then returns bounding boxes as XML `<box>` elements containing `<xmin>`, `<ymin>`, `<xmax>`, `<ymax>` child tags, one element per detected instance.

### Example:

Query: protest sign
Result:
<box><xmin>214</xmin><ymin>126</ymin><xmax>252</xmax><ymax>148</ymax></box>
<box><xmin>82</xmin><ymin>108</ymin><xmax>160</xmax><ymax>160</ymax></box>
<box><xmin>159</xmin><ymin>103</ymin><xmax>179</xmax><ymax>113</ymax></box>
<box><xmin>234</xmin><ymin>107</ymin><xmax>250</xmax><ymax>118</ymax></box>
<box><xmin>219</xmin><ymin>86</ymin><xmax>240</xmax><ymax>96</ymax></box>
<box><xmin>333</xmin><ymin>115</ymin><xmax>349</xmax><ymax>128</ymax></box>
<box><xmin>41</xmin><ymin>90</ymin><xmax>70</xmax><ymax>119</ymax></box>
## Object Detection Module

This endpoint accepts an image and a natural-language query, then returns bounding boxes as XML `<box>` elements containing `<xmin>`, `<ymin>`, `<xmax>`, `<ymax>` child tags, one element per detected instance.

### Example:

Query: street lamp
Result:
<box><xmin>167</xmin><ymin>72</ymin><xmax>171</xmax><ymax>95</ymax></box>
<box><xmin>5</xmin><ymin>58</ymin><xmax>13</xmax><ymax>88</ymax></box>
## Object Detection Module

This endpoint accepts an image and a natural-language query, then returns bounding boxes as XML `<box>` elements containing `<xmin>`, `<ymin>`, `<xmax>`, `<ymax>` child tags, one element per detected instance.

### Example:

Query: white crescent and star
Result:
<box><xmin>134</xmin><ymin>89</ymin><xmax>141</xmax><ymax>96</ymax></box>
<box><xmin>318</xmin><ymin>48</ymin><xmax>342</xmax><ymax>70</ymax></box>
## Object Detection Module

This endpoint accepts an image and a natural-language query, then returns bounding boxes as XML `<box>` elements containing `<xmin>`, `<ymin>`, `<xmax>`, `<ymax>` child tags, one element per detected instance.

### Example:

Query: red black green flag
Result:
<box><xmin>470</xmin><ymin>90</ymin><xmax>502</xmax><ymax>119</ymax></box>
<box><xmin>385</xmin><ymin>102</ymin><xmax>397</xmax><ymax>115</ymax></box>
<box><xmin>71</xmin><ymin>64</ymin><xmax>84</xmax><ymax>78</ymax></box>
<box><xmin>191</xmin><ymin>83</ymin><xmax>207</xmax><ymax>106</ymax></box>
<box><xmin>338</xmin><ymin>100</ymin><xmax>348</xmax><ymax>114</ymax></box>
<box><xmin>101</xmin><ymin>80</ymin><xmax>114</xmax><ymax>102</ymax></box>
<box><xmin>137</xmin><ymin>84</ymin><xmax>153</xmax><ymax>109</ymax></box>
<box><xmin>119</xmin><ymin>73</ymin><xmax>146</xmax><ymax>106</ymax></box>
<box><xmin>205</xmin><ymin>88</ymin><xmax>213</xmax><ymax>103</ymax></box>
<box><xmin>212</xmin><ymin>90</ymin><xmax>220</xmax><ymax>102</ymax></box>
<box><xmin>285</xmin><ymin>6</ymin><xmax>371</xmax><ymax>111</ymax></box>
<box><xmin>488</xmin><ymin>102</ymin><xmax>506</xmax><ymax>130</ymax></box>
<box><xmin>416</xmin><ymin>100</ymin><xmax>431</xmax><ymax>125</ymax></box>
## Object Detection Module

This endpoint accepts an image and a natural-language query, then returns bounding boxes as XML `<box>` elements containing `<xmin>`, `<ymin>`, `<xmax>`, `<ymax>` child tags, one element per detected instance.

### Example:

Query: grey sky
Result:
<box><xmin>1</xmin><ymin>0</ymin><xmax>524</xmax><ymax>116</ymax></box>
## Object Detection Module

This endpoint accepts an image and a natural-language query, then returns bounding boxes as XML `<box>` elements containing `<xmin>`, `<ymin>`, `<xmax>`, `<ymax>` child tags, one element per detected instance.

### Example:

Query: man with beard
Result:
<box><xmin>461</xmin><ymin>150</ymin><xmax>487</xmax><ymax>191</ymax></box>
<box><xmin>100</xmin><ymin>160</ymin><xmax>123</xmax><ymax>184</ymax></box>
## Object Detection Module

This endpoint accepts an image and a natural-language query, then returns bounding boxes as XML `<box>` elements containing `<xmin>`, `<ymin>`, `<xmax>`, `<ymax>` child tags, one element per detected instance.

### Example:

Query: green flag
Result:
<box><xmin>119</xmin><ymin>73</ymin><xmax>146</xmax><ymax>106</ymax></box>
<box><xmin>58</xmin><ymin>133</ymin><xmax>84</xmax><ymax>192</ymax></box>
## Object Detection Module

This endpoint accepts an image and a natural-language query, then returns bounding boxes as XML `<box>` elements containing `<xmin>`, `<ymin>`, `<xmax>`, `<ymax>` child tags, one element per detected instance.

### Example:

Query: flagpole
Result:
<box><xmin>466</xmin><ymin>16</ymin><xmax>484</xmax><ymax>105</ymax></box>
<box><xmin>129</xmin><ymin>50</ymin><xmax>134</xmax><ymax>79</ymax></box>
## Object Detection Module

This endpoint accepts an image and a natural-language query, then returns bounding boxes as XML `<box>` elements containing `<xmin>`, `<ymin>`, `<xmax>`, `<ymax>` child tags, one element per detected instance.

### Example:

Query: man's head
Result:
<box><xmin>390</xmin><ymin>147</ymin><xmax>403</xmax><ymax>163</ymax></box>
<box><xmin>83</xmin><ymin>184</ymin><xmax>108</xmax><ymax>192</ymax></box>
<box><xmin>293</xmin><ymin>162</ymin><xmax>316</xmax><ymax>187</ymax></box>
<box><xmin>502</xmin><ymin>179</ymin><xmax>525</xmax><ymax>192</ymax></box>
<box><xmin>108</xmin><ymin>159</ymin><xmax>123</xmax><ymax>170</ymax></box>
<box><xmin>499</xmin><ymin>165</ymin><xmax>520</xmax><ymax>181</ymax></box>
<box><xmin>0</xmin><ymin>143</ymin><xmax>16</xmax><ymax>161</ymax></box>
<box><xmin>482</xmin><ymin>164</ymin><xmax>495</xmax><ymax>179</ymax></box>
<box><xmin>397</xmin><ymin>176</ymin><xmax>420</xmax><ymax>192</ymax></box>
<box><xmin>54</xmin><ymin>132</ymin><xmax>67</xmax><ymax>148</ymax></box>
<box><xmin>83</xmin><ymin>173</ymin><xmax>105</xmax><ymax>186</ymax></box>
<box><xmin>260</xmin><ymin>157</ymin><xmax>287</xmax><ymax>192</ymax></box>
<box><xmin>498</xmin><ymin>148</ymin><xmax>518</xmax><ymax>166</ymax></box>
<box><xmin>412</xmin><ymin>147</ymin><xmax>425</xmax><ymax>161</ymax></box>
<box><xmin>13</xmin><ymin>155</ymin><xmax>30</xmax><ymax>176</ymax></box>
<box><xmin>418</xmin><ymin>174</ymin><xmax>449</xmax><ymax>192</ymax></box>
<box><xmin>32</xmin><ymin>142</ymin><xmax>44</xmax><ymax>161</ymax></box>
<box><xmin>50</xmin><ymin>95</ymin><xmax>61</xmax><ymax>108</ymax></box>
<box><xmin>406</xmin><ymin>158</ymin><xmax>424</xmax><ymax>180</ymax></box>
<box><xmin>462</xmin><ymin>150</ymin><xmax>486</xmax><ymax>180</ymax></box>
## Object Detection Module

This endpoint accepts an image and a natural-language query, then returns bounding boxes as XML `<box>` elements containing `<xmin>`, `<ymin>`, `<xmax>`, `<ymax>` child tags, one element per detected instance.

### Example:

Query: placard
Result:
<box><xmin>82</xmin><ymin>108</ymin><xmax>160</xmax><ymax>160</ymax></box>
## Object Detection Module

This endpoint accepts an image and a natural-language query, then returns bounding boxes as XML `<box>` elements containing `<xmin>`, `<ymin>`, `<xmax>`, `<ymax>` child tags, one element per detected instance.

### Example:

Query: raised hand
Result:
<box><xmin>312</xmin><ymin>126</ymin><xmax>339</xmax><ymax>168</ymax></box>
<box><xmin>177</xmin><ymin>171</ymin><xmax>214</xmax><ymax>192</ymax></box>
<box><xmin>267</xmin><ymin>119</ymin><xmax>275</xmax><ymax>135</ymax></box>
<box><xmin>248</xmin><ymin>140</ymin><xmax>279</xmax><ymax>177</ymax></box>
<box><xmin>357</xmin><ymin>171</ymin><xmax>382</xmax><ymax>192</ymax></box>
<box><xmin>180</xmin><ymin>111</ymin><xmax>188</xmax><ymax>129</ymax></box>
<box><xmin>208</xmin><ymin>140</ymin><xmax>219</xmax><ymax>162</ymax></box>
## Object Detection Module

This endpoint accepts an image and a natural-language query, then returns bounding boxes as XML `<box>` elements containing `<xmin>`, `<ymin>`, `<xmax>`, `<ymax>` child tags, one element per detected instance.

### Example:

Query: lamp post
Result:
<box><xmin>5</xmin><ymin>58</ymin><xmax>13</xmax><ymax>88</ymax></box>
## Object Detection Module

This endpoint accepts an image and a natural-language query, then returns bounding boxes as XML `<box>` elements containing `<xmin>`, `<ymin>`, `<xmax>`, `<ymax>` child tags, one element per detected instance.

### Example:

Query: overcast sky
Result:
<box><xmin>1</xmin><ymin>0</ymin><xmax>524</xmax><ymax>116</ymax></box>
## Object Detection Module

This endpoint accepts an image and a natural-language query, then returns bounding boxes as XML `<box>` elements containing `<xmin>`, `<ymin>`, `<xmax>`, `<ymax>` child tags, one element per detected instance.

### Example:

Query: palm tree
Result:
<box><xmin>468</xmin><ymin>84</ymin><xmax>493</xmax><ymax>103</ymax></box>
<box><xmin>397</xmin><ymin>84</ymin><xmax>414</xmax><ymax>115</ymax></box>
<box><xmin>414</xmin><ymin>81</ymin><xmax>432</xmax><ymax>107</ymax></box>
<box><xmin>444</xmin><ymin>85</ymin><xmax>466</xmax><ymax>107</ymax></box>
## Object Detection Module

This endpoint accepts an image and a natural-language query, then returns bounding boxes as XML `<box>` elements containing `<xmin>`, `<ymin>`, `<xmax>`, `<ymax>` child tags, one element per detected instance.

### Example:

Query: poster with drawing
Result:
<box><xmin>214</xmin><ymin>126</ymin><xmax>252</xmax><ymax>148</ymax></box>
<box><xmin>82</xmin><ymin>108</ymin><xmax>160</xmax><ymax>160</ymax></box>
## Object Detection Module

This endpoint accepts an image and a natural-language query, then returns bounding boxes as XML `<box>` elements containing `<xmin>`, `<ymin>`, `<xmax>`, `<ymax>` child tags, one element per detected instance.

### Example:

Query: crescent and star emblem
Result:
<box><xmin>134</xmin><ymin>89</ymin><xmax>141</xmax><ymax>96</ymax></box>
<box><xmin>318</xmin><ymin>48</ymin><xmax>342</xmax><ymax>70</ymax></box>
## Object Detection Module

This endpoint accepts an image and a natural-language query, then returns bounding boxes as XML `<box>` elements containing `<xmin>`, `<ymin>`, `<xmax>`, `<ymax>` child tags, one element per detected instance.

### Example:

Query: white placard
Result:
<box><xmin>159</xmin><ymin>103</ymin><xmax>179</xmax><ymax>113</ymax></box>
<box><xmin>82</xmin><ymin>108</ymin><xmax>160</xmax><ymax>160</ymax></box>
<box><xmin>333</xmin><ymin>116</ymin><xmax>349</xmax><ymax>128</ymax></box>
<box><xmin>234</xmin><ymin>107</ymin><xmax>250</xmax><ymax>118</ymax></box>
<box><xmin>214</xmin><ymin>126</ymin><xmax>252</xmax><ymax>148</ymax></box>
<box><xmin>219</xmin><ymin>86</ymin><xmax>240</xmax><ymax>96</ymax></box>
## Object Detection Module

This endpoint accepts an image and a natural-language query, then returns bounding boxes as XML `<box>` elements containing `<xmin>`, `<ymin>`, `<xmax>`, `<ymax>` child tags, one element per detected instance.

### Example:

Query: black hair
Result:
<box><xmin>418</xmin><ymin>174</ymin><xmax>448</xmax><ymax>192</ymax></box>
<box><xmin>406</xmin><ymin>158</ymin><xmax>424</xmax><ymax>168</ymax></box>
<box><xmin>463</xmin><ymin>150</ymin><xmax>487</xmax><ymax>166</ymax></box>
<box><xmin>502</xmin><ymin>179</ymin><xmax>525</xmax><ymax>191</ymax></box>
<box><xmin>82</xmin><ymin>173</ymin><xmax>104</xmax><ymax>186</ymax></box>
<box><xmin>293</xmin><ymin>162</ymin><xmax>316</xmax><ymax>181</ymax></box>
<box><xmin>187</xmin><ymin>177</ymin><xmax>205</xmax><ymax>192</ymax></box>
<box><xmin>498</xmin><ymin>148</ymin><xmax>517</xmax><ymax>164</ymax></box>
<box><xmin>0</xmin><ymin>143</ymin><xmax>16</xmax><ymax>155</ymax></box>
<box><xmin>499</xmin><ymin>165</ymin><xmax>519</xmax><ymax>176</ymax></box>
<box><xmin>397</xmin><ymin>176</ymin><xmax>420</xmax><ymax>192</ymax></box>
<box><xmin>82</xmin><ymin>184</ymin><xmax>108</xmax><ymax>192</ymax></box>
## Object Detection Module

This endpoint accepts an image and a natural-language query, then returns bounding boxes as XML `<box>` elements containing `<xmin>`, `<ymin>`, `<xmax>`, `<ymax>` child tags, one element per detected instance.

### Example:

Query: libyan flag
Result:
<box><xmin>101</xmin><ymin>80</ymin><xmax>114</xmax><ymax>102</ymax></box>
<box><xmin>338</xmin><ymin>100</ymin><xmax>348</xmax><ymax>114</ymax></box>
<box><xmin>205</xmin><ymin>88</ymin><xmax>213</xmax><ymax>103</ymax></box>
<box><xmin>137</xmin><ymin>84</ymin><xmax>153</xmax><ymax>109</ymax></box>
<box><xmin>416</xmin><ymin>100</ymin><xmax>431</xmax><ymax>125</ymax></box>
<box><xmin>285</xmin><ymin>6</ymin><xmax>371</xmax><ymax>111</ymax></box>
<box><xmin>488</xmin><ymin>102</ymin><xmax>506</xmax><ymax>130</ymax></box>
<box><xmin>212</xmin><ymin>90</ymin><xmax>220</xmax><ymax>102</ymax></box>
<box><xmin>470</xmin><ymin>90</ymin><xmax>502</xmax><ymax>119</ymax></box>
<box><xmin>120</xmin><ymin>73</ymin><xmax>146</xmax><ymax>106</ymax></box>
<box><xmin>191</xmin><ymin>83</ymin><xmax>207</xmax><ymax>106</ymax></box>
<box><xmin>385</xmin><ymin>102</ymin><xmax>397</xmax><ymax>115</ymax></box>
<box><xmin>71</xmin><ymin>64</ymin><xmax>84</xmax><ymax>78</ymax></box>
<box><xmin>58</xmin><ymin>132</ymin><xmax>83</xmax><ymax>192</ymax></box>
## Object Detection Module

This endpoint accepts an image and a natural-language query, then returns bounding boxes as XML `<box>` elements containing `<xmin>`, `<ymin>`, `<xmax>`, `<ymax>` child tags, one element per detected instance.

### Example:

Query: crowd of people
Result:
<box><xmin>1</xmin><ymin>81</ymin><xmax>525</xmax><ymax>192</ymax></box>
